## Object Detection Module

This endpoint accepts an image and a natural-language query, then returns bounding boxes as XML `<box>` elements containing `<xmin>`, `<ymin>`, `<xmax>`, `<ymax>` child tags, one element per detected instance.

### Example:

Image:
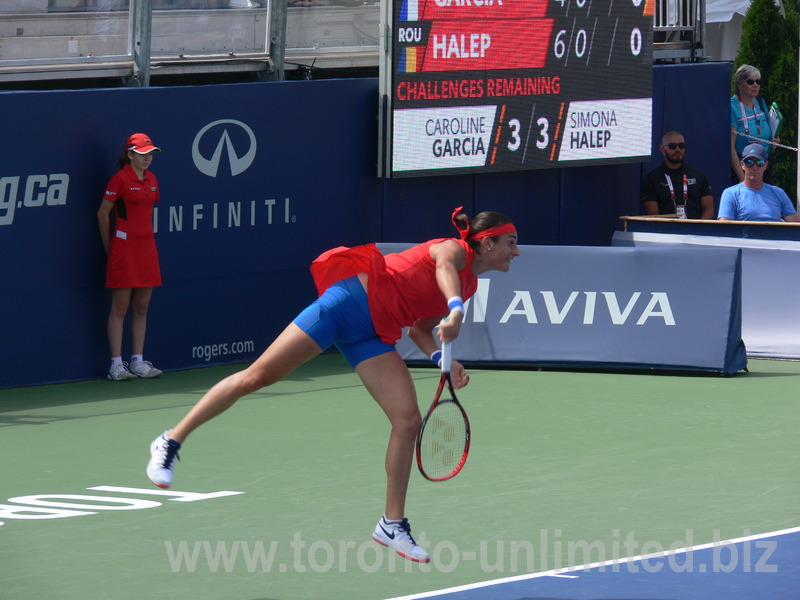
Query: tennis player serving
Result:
<box><xmin>146</xmin><ymin>207</ymin><xmax>519</xmax><ymax>563</ymax></box>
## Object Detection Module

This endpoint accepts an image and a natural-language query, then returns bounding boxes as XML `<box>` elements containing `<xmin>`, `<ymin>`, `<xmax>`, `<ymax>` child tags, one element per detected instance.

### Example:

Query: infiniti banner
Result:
<box><xmin>385</xmin><ymin>244</ymin><xmax>747</xmax><ymax>374</ymax></box>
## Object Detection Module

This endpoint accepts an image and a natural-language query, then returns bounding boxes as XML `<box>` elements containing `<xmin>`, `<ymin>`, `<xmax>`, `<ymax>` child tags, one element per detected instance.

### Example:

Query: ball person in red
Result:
<box><xmin>97</xmin><ymin>133</ymin><xmax>163</xmax><ymax>381</ymax></box>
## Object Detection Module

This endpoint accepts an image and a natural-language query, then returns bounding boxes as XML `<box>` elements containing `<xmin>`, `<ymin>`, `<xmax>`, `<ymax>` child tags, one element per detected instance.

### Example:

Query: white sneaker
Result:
<box><xmin>146</xmin><ymin>431</ymin><xmax>181</xmax><ymax>489</ymax></box>
<box><xmin>108</xmin><ymin>362</ymin><xmax>134</xmax><ymax>381</ymax></box>
<box><xmin>372</xmin><ymin>515</ymin><xmax>430</xmax><ymax>563</ymax></box>
<box><xmin>130</xmin><ymin>360</ymin><xmax>162</xmax><ymax>378</ymax></box>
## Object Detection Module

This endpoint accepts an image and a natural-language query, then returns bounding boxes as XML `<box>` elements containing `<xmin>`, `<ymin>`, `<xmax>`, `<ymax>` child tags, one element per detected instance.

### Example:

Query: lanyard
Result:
<box><xmin>738</xmin><ymin>96</ymin><xmax>761</xmax><ymax>138</ymax></box>
<box><xmin>665</xmin><ymin>172</ymin><xmax>688</xmax><ymax>206</ymax></box>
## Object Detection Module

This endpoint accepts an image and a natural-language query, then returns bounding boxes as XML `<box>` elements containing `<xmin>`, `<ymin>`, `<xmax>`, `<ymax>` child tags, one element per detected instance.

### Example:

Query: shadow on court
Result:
<box><xmin>0</xmin><ymin>354</ymin><xmax>364</xmax><ymax>417</ymax></box>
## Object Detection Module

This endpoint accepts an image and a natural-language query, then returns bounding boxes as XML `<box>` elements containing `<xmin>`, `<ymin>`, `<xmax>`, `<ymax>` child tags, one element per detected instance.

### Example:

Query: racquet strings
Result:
<box><xmin>419</xmin><ymin>400</ymin><xmax>468</xmax><ymax>479</ymax></box>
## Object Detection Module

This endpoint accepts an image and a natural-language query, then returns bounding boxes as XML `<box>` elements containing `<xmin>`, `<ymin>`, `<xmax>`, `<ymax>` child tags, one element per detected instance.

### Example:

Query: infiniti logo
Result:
<box><xmin>192</xmin><ymin>119</ymin><xmax>257</xmax><ymax>177</ymax></box>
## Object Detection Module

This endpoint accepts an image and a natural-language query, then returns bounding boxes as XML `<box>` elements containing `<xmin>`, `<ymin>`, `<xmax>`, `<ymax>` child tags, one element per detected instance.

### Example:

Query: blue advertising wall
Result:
<box><xmin>0</xmin><ymin>62</ymin><xmax>734</xmax><ymax>388</ymax></box>
<box><xmin>393</xmin><ymin>244</ymin><xmax>746</xmax><ymax>375</ymax></box>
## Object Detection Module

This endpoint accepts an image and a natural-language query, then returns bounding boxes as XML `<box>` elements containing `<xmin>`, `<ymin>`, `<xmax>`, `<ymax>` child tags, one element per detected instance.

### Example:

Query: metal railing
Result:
<box><xmin>1</xmin><ymin>0</ymin><xmax>703</xmax><ymax>85</ymax></box>
<box><xmin>0</xmin><ymin>0</ymin><xmax>380</xmax><ymax>84</ymax></box>
<box><xmin>653</xmin><ymin>0</ymin><xmax>706</xmax><ymax>62</ymax></box>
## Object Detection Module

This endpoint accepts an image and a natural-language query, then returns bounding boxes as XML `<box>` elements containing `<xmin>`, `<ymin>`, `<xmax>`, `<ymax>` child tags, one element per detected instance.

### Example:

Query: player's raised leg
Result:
<box><xmin>146</xmin><ymin>323</ymin><xmax>323</xmax><ymax>488</ymax></box>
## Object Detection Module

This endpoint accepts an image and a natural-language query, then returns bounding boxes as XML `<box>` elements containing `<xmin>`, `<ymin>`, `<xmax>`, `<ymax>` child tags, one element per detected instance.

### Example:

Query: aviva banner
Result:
<box><xmin>389</xmin><ymin>244</ymin><xmax>747</xmax><ymax>375</ymax></box>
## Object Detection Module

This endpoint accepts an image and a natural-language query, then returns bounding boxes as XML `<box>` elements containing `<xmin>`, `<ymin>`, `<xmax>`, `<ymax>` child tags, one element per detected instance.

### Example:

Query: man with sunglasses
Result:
<box><xmin>718</xmin><ymin>144</ymin><xmax>798</xmax><ymax>222</ymax></box>
<box><xmin>641</xmin><ymin>131</ymin><xmax>714</xmax><ymax>219</ymax></box>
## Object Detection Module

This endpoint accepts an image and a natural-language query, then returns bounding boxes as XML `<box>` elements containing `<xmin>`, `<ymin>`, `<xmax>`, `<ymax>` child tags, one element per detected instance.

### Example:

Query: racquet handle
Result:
<box><xmin>441</xmin><ymin>340</ymin><xmax>451</xmax><ymax>374</ymax></box>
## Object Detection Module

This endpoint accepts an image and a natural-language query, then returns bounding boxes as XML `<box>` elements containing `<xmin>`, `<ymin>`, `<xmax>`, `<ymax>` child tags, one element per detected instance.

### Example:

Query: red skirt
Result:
<box><xmin>106</xmin><ymin>232</ymin><xmax>162</xmax><ymax>288</ymax></box>
<box><xmin>310</xmin><ymin>243</ymin><xmax>403</xmax><ymax>344</ymax></box>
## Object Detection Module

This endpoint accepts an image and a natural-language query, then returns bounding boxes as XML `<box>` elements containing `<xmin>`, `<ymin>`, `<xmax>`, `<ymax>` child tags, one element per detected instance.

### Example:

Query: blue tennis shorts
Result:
<box><xmin>293</xmin><ymin>275</ymin><xmax>395</xmax><ymax>368</ymax></box>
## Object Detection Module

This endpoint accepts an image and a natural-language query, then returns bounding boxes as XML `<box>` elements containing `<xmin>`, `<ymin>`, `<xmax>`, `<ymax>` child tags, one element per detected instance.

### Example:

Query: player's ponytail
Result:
<box><xmin>451</xmin><ymin>207</ymin><xmax>515</xmax><ymax>250</ymax></box>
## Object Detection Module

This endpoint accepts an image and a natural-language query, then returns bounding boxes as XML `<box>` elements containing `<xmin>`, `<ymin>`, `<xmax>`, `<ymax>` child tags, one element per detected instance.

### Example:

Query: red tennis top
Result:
<box><xmin>310</xmin><ymin>239</ymin><xmax>477</xmax><ymax>344</ymax></box>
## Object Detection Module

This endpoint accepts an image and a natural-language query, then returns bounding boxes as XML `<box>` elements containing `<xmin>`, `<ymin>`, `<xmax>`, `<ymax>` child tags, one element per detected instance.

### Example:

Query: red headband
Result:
<box><xmin>472</xmin><ymin>223</ymin><xmax>517</xmax><ymax>240</ymax></box>
<box><xmin>452</xmin><ymin>206</ymin><xmax>516</xmax><ymax>241</ymax></box>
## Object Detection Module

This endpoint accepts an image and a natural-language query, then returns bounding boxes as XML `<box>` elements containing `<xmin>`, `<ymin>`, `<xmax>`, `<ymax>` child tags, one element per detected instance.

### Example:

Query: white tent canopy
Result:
<box><xmin>704</xmin><ymin>0</ymin><xmax>789</xmax><ymax>60</ymax></box>
<box><xmin>706</xmin><ymin>0</ymin><xmax>753</xmax><ymax>23</ymax></box>
<box><xmin>703</xmin><ymin>0</ymin><xmax>756</xmax><ymax>60</ymax></box>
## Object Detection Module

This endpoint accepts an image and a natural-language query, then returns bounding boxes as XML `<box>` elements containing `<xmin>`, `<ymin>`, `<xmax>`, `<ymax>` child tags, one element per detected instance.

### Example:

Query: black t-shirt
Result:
<box><xmin>640</xmin><ymin>163</ymin><xmax>713</xmax><ymax>219</ymax></box>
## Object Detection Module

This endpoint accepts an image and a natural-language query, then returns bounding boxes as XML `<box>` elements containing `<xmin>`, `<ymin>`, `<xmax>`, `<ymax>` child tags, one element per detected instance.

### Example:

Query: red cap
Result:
<box><xmin>126</xmin><ymin>133</ymin><xmax>160</xmax><ymax>154</ymax></box>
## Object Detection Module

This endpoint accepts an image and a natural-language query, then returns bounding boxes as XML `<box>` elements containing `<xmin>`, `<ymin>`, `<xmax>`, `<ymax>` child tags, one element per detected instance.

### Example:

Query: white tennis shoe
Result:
<box><xmin>130</xmin><ymin>360</ymin><xmax>162</xmax><ymax>378</ymax></box>
<box><xmin>108</xmin><ymin>362</ymin><xmax>134</xmax><ymax>381</ymax></box>
<box><xmin>146</xmin><ymin>431</ymin><xmax>181</xmax><ymax>489</ymax></box>
<box><xmin>372</xmin><ymin>515</ymin><xmax>430</xmax><ymax>563</ymax></box>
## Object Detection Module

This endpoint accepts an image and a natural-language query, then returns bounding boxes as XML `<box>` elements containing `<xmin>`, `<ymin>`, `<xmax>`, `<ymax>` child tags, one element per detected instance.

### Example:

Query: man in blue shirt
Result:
<box><xmin>718</xmin><ymin>144</ymin><xmax>799</xmax><ymax>222</ymax></box>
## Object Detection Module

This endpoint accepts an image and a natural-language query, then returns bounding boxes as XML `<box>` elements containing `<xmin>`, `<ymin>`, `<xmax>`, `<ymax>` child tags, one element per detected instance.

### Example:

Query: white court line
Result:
<box><xmin>383</xmin><ymin>526</ymin><xmax>800</xmax><ymax>600</ymax></box>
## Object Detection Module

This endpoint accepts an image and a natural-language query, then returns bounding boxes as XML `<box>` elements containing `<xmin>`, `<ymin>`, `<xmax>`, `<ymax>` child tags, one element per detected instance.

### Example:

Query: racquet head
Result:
<box><xmin>416</xmin><ymin>340</ymin><xmax>471</xmax><ymax>481</ymax></box>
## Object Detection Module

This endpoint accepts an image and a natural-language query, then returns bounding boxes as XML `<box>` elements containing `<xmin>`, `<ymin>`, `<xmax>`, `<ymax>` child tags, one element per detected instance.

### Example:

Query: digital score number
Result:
<box><xmin>380</xmin><ymin>0</ymin><xmax>654</xmax><ymax>178</ymax></box>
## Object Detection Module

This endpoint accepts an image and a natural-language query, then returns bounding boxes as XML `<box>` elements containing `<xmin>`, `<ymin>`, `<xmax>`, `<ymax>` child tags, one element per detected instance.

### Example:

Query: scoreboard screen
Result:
<box><xmin>378</xmin><ymin>0</ymin><xmax>654</xmax><ymax>178</ymax></box>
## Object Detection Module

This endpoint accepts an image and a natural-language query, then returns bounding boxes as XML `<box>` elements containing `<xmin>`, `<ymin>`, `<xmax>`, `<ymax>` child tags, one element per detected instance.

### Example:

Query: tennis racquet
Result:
<box><xmin>416</xmin><ymin>340</ymin><xmax>471</xmax><ymax>481</ymax></box>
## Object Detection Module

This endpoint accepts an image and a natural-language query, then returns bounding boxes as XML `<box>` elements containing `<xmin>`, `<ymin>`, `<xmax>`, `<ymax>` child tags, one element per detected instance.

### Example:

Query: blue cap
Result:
<box><xmin>741</xmin><ymin>143</ymin><xmax>767</xmax><ymax>161</ymax></box>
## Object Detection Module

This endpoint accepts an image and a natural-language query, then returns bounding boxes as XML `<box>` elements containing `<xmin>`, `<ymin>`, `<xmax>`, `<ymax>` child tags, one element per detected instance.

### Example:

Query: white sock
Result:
<box><xmin>131</xmin><ymin>354</ymin><xmax>143</xmax><ymax>363</ymax></box>
<box><xmin>111</xmin><ymin>357</ymin><xmax>123</xmax><ymax>366</ymax></box>
<box><xmin>383</xmin><ymin>515</ymin><xmax>402</xmax><ymax>524</ymax></box>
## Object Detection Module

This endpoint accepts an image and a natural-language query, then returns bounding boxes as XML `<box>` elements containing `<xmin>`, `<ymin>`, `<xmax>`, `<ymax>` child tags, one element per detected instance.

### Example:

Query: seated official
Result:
<box><xmin>718</xmin><ymin>144</ymin><xmax>799</xmax><ymax>222</ymax></box>
<box><xmin>641</xmin><ymin>131</ymin><xmax>714</xmax><ymax>219</ymax></box>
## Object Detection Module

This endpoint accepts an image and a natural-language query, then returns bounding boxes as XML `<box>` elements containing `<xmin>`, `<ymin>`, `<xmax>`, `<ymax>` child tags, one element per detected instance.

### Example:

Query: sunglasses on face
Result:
<box><xmin>664</xmin><ymin>142</ymin><xmax>686</xmax><ymax>150</ymax></box>
<box><xmin>745</xmin><ymin>79</ymin><xmax>762</xmax><ymax>86</ymax></box>
<box><xmin>743</xmin><ymin>158</ymin><xmax>766</xmax><ymax>167</ymax></box>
